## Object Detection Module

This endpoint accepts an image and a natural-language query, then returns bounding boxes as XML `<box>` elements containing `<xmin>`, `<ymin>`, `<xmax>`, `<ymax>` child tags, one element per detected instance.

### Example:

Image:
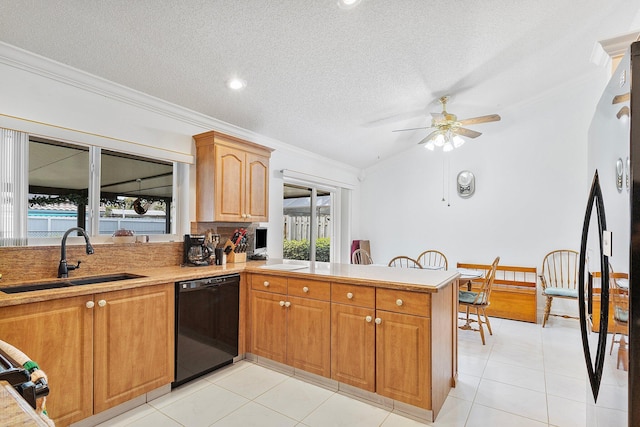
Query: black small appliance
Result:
<box><xmin>183</xmin><ymin>234</ymin><xmax>212</xmax><ymax>266</ymax></box>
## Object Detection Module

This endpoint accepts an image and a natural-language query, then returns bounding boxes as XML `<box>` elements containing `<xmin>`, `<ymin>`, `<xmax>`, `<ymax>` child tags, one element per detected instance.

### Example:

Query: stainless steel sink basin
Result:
<box><xmin>0</xmin><ymin>281</ymin><xmax>73</xmax><ymax>294</ymax></box>
<box><xmin>0</xmin><ymin>273</ymin><xmax>146</xmax><ymax>294</ymax></box>
<box><xmin>68</xmin><ymin>273</ymin><xmax>146</xmax><ymax>285</ymax></box>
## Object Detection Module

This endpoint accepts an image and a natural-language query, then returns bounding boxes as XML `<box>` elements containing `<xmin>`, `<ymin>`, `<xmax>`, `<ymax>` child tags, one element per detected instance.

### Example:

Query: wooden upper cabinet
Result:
<box><xmin>195</xmin><ymin>131</ymin><xmax>272</xmax><ymax>222</ymax></box>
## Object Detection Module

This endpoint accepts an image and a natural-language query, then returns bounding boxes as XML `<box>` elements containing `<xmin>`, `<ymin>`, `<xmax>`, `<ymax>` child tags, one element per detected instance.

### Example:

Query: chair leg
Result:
<box><xmin>477</xmin><ymin>307</ymin><xmax>486</xmax><ymax>345</ymax></box>
<box><xmin>610</xmin><ymin>332</ymin><xmax>617</xmax><ymax>355</ymax></box>
<box><xmin>542</xmin><ymin>296</ymin><xmax>553</xmax><ymax>327</ymax></box>
<box><xmin>482</xmin><ymin>308</ymin><xmax>493</xmax><ymax>335</ymax></box>
<box><xmin>617</xmin><ymin>335</ymin><xmax>628</xmax><ymax>371</ymax></box>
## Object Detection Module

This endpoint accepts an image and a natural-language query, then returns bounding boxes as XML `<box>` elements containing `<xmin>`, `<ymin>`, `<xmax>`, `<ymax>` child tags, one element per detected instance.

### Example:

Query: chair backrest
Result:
<box><xmin>540</xmin><ymin>249</ymin><xmax>580</xmax><ymax>291</ymax></box>
<box><xmin>610</xmin><ymin>269</ymin><xmax>629</xmax><ymax>326</ymax></box>
<box><xmin>476</xmin><ymin>256</ymin><xmax>500</xmax><ymax>305</ymax></box>
<box><xmin>352</xmin><ymin>248</ymin><xmax>373</xmax><ymax>265</ymax></box>
<box><xmin>416</xmin><ymin>250</ymin><xmax>448</xmax><ymax>270</ymax></box>
<box><xmin>388</xmin><ymin>256</ymin><xmax>423</xmax><ymax>269</ymax></box>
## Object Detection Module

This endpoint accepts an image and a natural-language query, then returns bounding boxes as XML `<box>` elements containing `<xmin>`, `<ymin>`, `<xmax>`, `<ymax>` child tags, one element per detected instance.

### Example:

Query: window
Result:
<box><xmin>99</xmin><ymin>150</ymin><xmax>173</xmax><ymax>236</ymax></box>
<box><xmin>1</xmin><ymin>130</ymin><xmax>179</xmax><ymax>246</ymax></box>
<box><xmin>283</xmin><ymin>183</ymin><xmax>332</xmax><ymax>262</ymax></box>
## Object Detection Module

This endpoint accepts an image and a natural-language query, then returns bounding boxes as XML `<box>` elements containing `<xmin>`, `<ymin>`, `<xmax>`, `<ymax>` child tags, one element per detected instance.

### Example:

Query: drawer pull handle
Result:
<box><xmin>396</xmin><ymin>299</ymin><xmax>403</xmax><ymax>306</ymax></box>
<box><xmin>347</xmin><ymin>292</ymin><xmax>354</xmax><ymax>299</ymax></box>
<box><xmin>285</xmin><ymin>301</ymin><xmax>291</xmax><ymax>308</ymax></box>
<box><xmin>98</xmin><ymin>299</ymin><xmax>107</xmax><ymax>307</ymax></box>
<box><xmin>375</xmin><ymin>317</ymin><xmax>382</xmax><ymax>325</ymax></box>
<box><xmin>279</xmin><ymin>300</ymin><xmax>285</xmax><ymax>307</ymax></box>
<box><xmin>86</xmin><ymin>301</ymin><xmax>95</xmax><ymax>309</ymax></box>
<box><xmin>303</xmin><ymin>286</ymin><xmax>309</xmax><ymax>293</ymax></box>
<box><xmin>264</xmin><ymin>281</ymin><xmax>270</xmax><ymax>287</ymax></box>
<box><xmin>365</xmin><ymin>316</ymin><xmax>372</xmax><ymax>323</ymax></box>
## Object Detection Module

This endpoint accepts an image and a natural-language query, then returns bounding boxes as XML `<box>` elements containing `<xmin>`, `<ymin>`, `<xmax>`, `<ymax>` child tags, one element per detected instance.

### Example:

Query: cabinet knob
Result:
<box><xmin>365</xmin><ymin>316</ymin><xmax>372</xmax><ymax>323</ymax></box>
<box><xmin>264</xmin><ymin>281</ymin><xmax>270</xmax><ymax>287</ymax></box>
<box><xmin>98</xmin><ymin>299</ymin><xmax>107</xmax><ymax>307</ymax></box>
<box><xmin>285</xmin><ymin>301</ymin><xmax>291</xmax><ymax>308</ymax></box>
<box><xmin>375</xmin><ymin>317</ymin><xmax>382</xmax><ymax>325</ymax></box>
<box><xmin>396</xmin><ymin>299</ymin><xmax>403</xmax><ymax>306</ymax></box>
<box><xmin>347</xmin><ymin>292</ymin><xmax>354</xmax><ymax>299</ymax></box>
<box><xmin>247</xmin><ymin>214</ymin><xmax>252</xmax><ymax>218</ymax></box>
<box><xmin>86</xmin><ymin>301</ymin><xmax>95</xmax><ymax>309</ymax></box>
<box><xmin>279</xmin><ymin>300</ymin><xmax>285</xmax><ymax>307</ymax></box>
<box><xmin>241</xmin><ymin>213</ymin><xmax>247</xmax><ymax>218</ymax></box>
<box><xmin>303</xmin><ymin>286</ymin><xmax>309</xmax><ymax>293</ymax></box>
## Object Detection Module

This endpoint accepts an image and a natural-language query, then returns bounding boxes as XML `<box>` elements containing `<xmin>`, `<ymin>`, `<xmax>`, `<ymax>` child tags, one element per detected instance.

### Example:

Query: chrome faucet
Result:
<box><xmin>58</xmin><ymin>227</ymin><xmax>94</xmax><ymax>278</ymax></box>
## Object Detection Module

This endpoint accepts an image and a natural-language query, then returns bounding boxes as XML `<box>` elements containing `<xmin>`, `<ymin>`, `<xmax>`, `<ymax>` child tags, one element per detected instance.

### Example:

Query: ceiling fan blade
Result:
<box><xmin>456</xmin><ymin>128</ymin><xmax>482</xmax><ymax>138</ymax></box>
<box><xmin>392</xmin><ymin>126</ymin><xmax>430</xmax><ymax>133</ymax></box>
<box><xmin>458</xmin><ymin>114</ymin><xmax>501</xmax><ymax>126</ymax></box>
<box><xmin>417</xmin><ymin>131</ymin><xmax>440</xmax><ymax>145</ymax></box>
<box><xmin>612</xmin><ymin>93</ymin><xmax>630</xmax><ymax>104</ymax></box>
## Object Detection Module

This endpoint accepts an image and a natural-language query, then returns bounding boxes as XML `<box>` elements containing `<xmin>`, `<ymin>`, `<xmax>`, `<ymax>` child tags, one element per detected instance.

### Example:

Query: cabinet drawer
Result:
<box><xmin>288</xmin><ymin>278</ymin><xmax>330</xmax><ymax>300</ymax></box>
<box><xmin>251</xmin><ymin>274</ymin><xmax>287</xmax><ymax>294</ymax></box>
<box><xmin>376</xmin><ymin>289</ymin><xmax>430</xmax><ymax>317</ymax></box>
<box><xmin>331</xmin><ymin>283</ymin><xmax>375</xmax><ymax>308</ymax></box>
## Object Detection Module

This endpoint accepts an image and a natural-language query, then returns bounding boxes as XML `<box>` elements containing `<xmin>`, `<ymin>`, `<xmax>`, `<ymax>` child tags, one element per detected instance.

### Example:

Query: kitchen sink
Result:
<box><xmin>68</xmin><ymin>273</ymin><xmax>146</xmax><ymax>285</ymax></box>
<box><xmin>0</xmin><ymin>273</ymin><xmax>146</xmax><ymax>294</ymax></box>
<box><xmin>0</xmin><ymin>281</ymin><xmax>73</xmax><ymax>294</ymax></box>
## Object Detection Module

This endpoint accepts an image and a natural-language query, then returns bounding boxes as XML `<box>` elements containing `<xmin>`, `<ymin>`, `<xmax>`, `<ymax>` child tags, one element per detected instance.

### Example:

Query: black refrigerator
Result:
<box><xmin>582</xmin><ymin>40</ymin><xmax>638</xmax><ymax>426</ymax></box>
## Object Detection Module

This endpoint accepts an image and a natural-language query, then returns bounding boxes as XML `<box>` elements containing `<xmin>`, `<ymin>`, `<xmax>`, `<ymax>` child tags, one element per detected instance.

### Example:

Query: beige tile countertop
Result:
<box><xmin>0</xmin><ymin>260</ymin><xmax>460</xmax><ymax>308</ymax></box>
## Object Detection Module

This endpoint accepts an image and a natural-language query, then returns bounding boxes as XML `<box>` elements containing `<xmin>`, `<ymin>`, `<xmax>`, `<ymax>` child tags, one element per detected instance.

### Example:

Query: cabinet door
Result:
<box><xmin>287</xmin><ymin>296</ymin><xmax>331</xmax><ymax>377</ymax></box>
<box><xmin>93</xmin><ymin>283</ymin><xmax>174</xmax><ymax>414</ymax></box>
<box><xmin>251</xmin><ymin>290</ymin><xmax>287</xmax><ymax>363</ymax></box>
<box><xmin>376</xmin><ymin>310</ymin><xmax>431</xmax><ymax>409</ymax></box>
<box><xmin>245</xmin><ymin>152</ymin><xmax>269</xmax><ymax>222</ymax></box>
<box><xmin>331</xmin><ymin>303</ymin><xmax>375</xmax><ymax>391</ymax></box>
<box><xmin>215</xmin><ymin>144</ymin><xmax>244</xmax><ymax>221</ymax></box>
<box><xmin>0</xmin><ymin>296</ymin><xmax>93</xmax><ymax>426</ymax></box>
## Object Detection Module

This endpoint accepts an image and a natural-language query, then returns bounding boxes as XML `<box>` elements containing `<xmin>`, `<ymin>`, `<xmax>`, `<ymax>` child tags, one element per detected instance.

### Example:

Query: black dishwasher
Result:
<box><xmin>173</xmin><ymin>273</ymin><xmax>239</xmax><ymax>387</ymax></box>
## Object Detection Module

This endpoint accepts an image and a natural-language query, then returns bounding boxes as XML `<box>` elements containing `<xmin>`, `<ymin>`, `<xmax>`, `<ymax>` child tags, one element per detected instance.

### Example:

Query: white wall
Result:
<box><xmin>0</xmin><ymin>43</ymin><xmax>361</xmax><ymax>246</ymax></box>
<box><xmin>358</xmin><ymin>68</ymin><xmax>610</xmax><ymax>271</ymax></box>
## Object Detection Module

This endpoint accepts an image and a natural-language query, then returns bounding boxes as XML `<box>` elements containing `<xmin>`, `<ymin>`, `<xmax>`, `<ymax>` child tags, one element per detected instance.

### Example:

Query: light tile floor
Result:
<box><xmin>97</xmin><ymin>317</ymin><xmax>628</xmax><ymax>426</ymax></box>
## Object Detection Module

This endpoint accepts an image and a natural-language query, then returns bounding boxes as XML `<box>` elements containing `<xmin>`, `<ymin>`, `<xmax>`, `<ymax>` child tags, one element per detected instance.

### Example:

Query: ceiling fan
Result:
<box><xmin>392</xmin><ymin>96</ymin><xmax>501</xmax><ymax>151</ymax></box>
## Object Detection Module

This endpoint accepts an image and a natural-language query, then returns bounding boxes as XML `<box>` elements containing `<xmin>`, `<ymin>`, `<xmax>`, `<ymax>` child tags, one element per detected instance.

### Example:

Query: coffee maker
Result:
<box><xmin>183</xmin><ymin>234</ymin><xmax>212</xmax><ymax>266</ymax></box>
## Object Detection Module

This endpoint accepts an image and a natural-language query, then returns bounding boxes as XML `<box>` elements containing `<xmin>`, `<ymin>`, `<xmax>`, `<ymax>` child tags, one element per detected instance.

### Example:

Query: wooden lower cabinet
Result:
<box><xmin>251</xmin><ymin>290</ymin><xmax>287</xmax><ymax>363</ymax></box>
<box><xmin>250</xmin><ymin>275</ymin><xmax>331</xmax><ymax>378</ymax></box>
<box><xmin>93</xmin><ymin>284</ymin><xmax>174</xmax><ymax>414</ymax></box>
<box><xmin>286</xmin><ymin>295</ymin><xmax>330</xmax><ymax>377</ymax></box>
<box><xmin>0</xmin><ymin>295</ymin><xmax>93</xmax><ymax>426</ymax></box>
<box><xmin>330</xmin><ymin>303</ymin><xmax>375</xmax><ymax>391</ymax></box>
<box><xmin>0</xmin><ymin>283</ymin><xmax>174</xmax><ymax>427</ymax></box>
<box><xmin>375</xmin><ymin>310</ymin><xmax>430</xmax><ymax>408</ymax></box>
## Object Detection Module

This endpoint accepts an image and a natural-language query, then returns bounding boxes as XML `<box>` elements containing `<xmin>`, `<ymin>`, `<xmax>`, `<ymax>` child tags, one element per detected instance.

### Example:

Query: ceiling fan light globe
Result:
<box><xmin>442</xmin><ymin>141</ymin><xmax>454</xmax><ymax>152</ymax></box>
<box><xmin>425</xmin><ymin>140</ymin><xmax>435</xmax><ymax>151</ymax></box>
<box><xmin>433</xmin><ymin>133</ymin><xmax>445</xmax><ymax>147</ymax></box>
<box><xmin>452</xmin><ymin>135</ymin><xmax>465</xmax><ymax>148</ymax></box>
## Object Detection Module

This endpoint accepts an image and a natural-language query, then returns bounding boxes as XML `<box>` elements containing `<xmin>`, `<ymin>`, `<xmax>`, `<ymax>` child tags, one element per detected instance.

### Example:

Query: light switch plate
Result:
<box><xmin>603</xmin><ymin>230</ymin><xmax>613</xmax><ymax>257</ymax></box>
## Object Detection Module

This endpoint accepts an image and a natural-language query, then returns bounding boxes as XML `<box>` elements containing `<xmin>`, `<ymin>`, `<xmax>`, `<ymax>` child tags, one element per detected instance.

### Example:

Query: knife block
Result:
<box><xmin>224</xmin><ymin>239</ymin><xmax>247</xmax><ymax>263</ymax></box>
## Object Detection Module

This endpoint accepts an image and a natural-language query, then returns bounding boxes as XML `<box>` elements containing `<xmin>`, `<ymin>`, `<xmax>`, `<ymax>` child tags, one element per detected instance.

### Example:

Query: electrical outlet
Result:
<box><xmin>603</xmin><ymin>231</ymin><xmax>613</xmax><ymax>257</ymax></box>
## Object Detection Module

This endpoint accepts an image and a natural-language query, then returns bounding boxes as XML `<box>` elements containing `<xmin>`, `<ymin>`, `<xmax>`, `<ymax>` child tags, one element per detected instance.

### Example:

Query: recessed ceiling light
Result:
<box><xmin>227</xmin><ymin>78</ymin><xmax>246</xmax><ymax>90</ymax></box>
<box><xmin>338</xmin><ymin>0</ymin><xmax>362</xmax><ymax>9</ymax></box>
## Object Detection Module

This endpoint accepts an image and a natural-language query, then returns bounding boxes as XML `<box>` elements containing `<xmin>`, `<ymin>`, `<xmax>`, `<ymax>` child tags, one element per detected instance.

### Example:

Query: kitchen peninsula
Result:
<box><xmin>0</xmin><ymin>257</ymin><xmax>459</xmax><ymax>425</ymax></box>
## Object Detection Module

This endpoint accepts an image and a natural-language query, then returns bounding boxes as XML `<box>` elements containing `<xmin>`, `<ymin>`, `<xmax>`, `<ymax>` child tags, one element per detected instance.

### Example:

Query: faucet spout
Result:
<box><xmin>58</xmin><ymin>227</ymin><xmax>94</xmax><ymax>278</ymax></box>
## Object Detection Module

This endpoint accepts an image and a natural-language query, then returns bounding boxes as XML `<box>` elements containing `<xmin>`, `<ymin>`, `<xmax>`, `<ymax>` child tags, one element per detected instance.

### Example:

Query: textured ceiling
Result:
<box><xmin>2</xmin><ymin>1</ymin><xmax>640</xmax><ymax>169</ymax></box>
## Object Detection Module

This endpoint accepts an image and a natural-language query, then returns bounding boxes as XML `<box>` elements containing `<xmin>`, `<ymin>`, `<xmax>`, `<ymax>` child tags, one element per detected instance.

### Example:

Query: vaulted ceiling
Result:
<box><xmin>2</xmin><ymin>1</ymin><xmax>639</xmax><ymax>169</ymax></box>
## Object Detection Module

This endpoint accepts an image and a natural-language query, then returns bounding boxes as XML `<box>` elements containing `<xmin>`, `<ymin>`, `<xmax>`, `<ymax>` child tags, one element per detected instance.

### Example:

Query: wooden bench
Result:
<box><xmin>457</xmin><ymin>263</ymin><xmax>538</xmax><ymax>323</ymax></box>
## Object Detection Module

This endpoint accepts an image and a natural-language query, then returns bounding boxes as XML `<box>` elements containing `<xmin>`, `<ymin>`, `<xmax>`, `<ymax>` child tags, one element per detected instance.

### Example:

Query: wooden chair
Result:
<box><xmin>416</xmin><ymin>250</ymin><xmax>448</xmax><ymax>270</ymax></box>
<box><xmin>458</xmin><ymin>256</ymin><xmax>500</xmax><ymax>345</ymax></box>
<box><xmin>609</xmin><ymin>272</ymin><xmax>629</xmax><ymax>370</ymax></box>
<box><xmin>539</xmin><ymin>249</ymin><xmax>580</xmax><ymax>327</ymax></box>
<box><xmin>352</xmin><ymin>248</ymin><xmax>373</xmax><ymax>265</ymax></box>
<box><xmin>388</xmin><ymin>256</ymin><xmax>423</xmax><ymax>269</ymax></box>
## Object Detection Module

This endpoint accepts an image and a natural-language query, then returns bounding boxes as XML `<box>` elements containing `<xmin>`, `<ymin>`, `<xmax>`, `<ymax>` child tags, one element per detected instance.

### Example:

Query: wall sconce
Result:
<box><xmin>616</xmin><ymin>106</ymin><xmax>630</xmax><ymax>120</ymax></box>
<box><xmin>616</xmin><ymin>158</ymin><xmax>624</xmax><ymax>192</ymax></box>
